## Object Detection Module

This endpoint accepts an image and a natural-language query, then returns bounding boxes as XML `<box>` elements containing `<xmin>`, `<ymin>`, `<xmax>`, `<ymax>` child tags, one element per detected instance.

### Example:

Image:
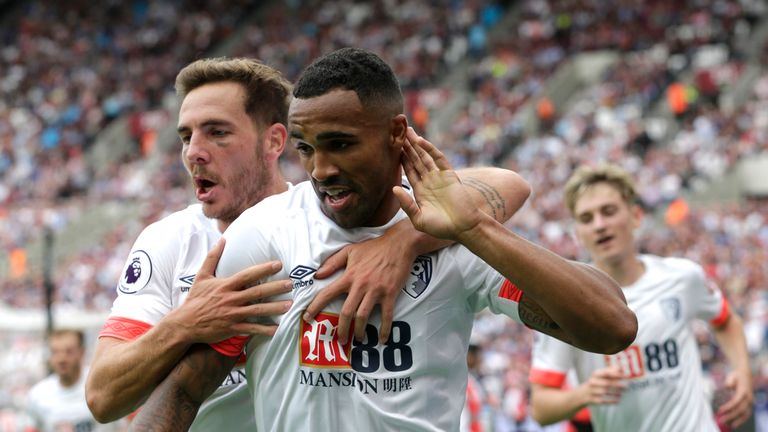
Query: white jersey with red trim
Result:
<box><xmin>217</xmin><ymin>180</ymin><xmax>523</xmax><ymax>432</ymax></box>
<box><xmin>27</xmin><ymin>368</ymin><xmax>123</xmax><ymax>432</ymax></box>
<box><xmin>530</xmin><ymin>254</ymin><xmax>728</xmax><ymax>432</ymax></box>
<box><xmin>101</xmin><ymin>204</ymin><xmax>254</xmax><ymax>431</ymax></box>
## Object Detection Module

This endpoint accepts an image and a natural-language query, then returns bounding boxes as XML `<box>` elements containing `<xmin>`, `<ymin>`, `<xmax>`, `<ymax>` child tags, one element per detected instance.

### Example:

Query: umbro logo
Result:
<box><xmin>289</xmin><ymin>265</ymin><xmax>317</xmax><ymax>279</ymax></box>
<box><xmin>179</xmin><ymin>275</ymin><xmax>195</xmax><ymax>285</ymax></box>
<box><xmin>289</xmin><ymin>265</ymin><xmax>316</xmax><ymax>290</ymax></box>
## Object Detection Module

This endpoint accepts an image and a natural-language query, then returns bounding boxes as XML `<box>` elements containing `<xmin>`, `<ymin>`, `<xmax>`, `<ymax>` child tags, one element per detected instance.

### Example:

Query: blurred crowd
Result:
<box><xmin>1</xmin><ymin>0</ymin><xmax>767</xmax><ymax>430</ymax></box>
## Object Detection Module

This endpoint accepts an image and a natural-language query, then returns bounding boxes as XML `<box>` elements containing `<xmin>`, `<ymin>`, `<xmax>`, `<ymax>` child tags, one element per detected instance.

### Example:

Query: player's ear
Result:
<box><xmin>630</xmin><ymin>203</ymin><xmax>644</xmax><ymax>230</ymax></box>
<box><xmin>390</xmin><ymin>114</ymin><xmax>408</xmax><ymax>150</ymax></box>
<box><xmin>263</xmin><ymin>122</ymin><xmax>288</xmax><ymax>161</ymax></box>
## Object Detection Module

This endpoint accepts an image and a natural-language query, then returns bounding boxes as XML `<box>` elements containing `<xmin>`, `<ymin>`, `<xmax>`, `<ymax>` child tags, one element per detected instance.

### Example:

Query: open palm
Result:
<box><xmin>394</xmin><ymin>128</ymin><xmax>483</xmax><ymax>241</ymax></box>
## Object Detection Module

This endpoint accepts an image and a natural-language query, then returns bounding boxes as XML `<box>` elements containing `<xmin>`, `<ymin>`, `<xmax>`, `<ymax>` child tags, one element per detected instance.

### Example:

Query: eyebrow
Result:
<box><xmin>177</xmin><ymin>120</ymin><xmax>234</xmax><ymax>134</ymax></box>
<box><xmin>289</xmin><ymin>130</ymin><xmax>356</xmax><ymax>141</ymax></box>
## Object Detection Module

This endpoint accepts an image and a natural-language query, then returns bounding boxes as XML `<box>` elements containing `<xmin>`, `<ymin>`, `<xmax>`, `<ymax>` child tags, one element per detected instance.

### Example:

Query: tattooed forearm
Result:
<box><xmin>463</xmin><ymin>177</ymin><xmax>506</xmax><ymax>221</ymax></box>
<box><xmin>129</xmin><ymin>344</ymin><xmax>238</xmax><ymax>431</ymax></box>
<box><xmin>129</xmin><ymin>386</ymin><xmax>199</xmax><ymax>431</ymax></box>
<box><xmin>519</xmin><ymin>295</ymin><xmax>560</xmax><ymax>332</ymax></box>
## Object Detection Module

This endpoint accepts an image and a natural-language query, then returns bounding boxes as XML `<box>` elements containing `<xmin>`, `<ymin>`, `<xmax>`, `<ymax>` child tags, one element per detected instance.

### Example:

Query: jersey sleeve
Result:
<box><xmin>210</xmin><ymin>211</ymin><xmax>278</xmax><ymax>356</ymax></box>
<box><xmin>99</xmin><ymin>221</ymin><xmax>181</xmax><ymax>341</ymax></box>
<box><xmin>455</xmin><ymin>245</ymin><xmax>523</xmax><ymax>324</ymax></box>
<box><xmin>216</xmin><ymin>212</ymin><xmax>276</xmax><ymax>279</ymax></box>
<box><xmin>686</xmin><ymin>262</ymin><xmax>729</xmax><ymax>327</ymax></box>
<box><xmin>528</xmin><ymin>332</ymin><xmax>576</xmax><ymax>388</ymax></box>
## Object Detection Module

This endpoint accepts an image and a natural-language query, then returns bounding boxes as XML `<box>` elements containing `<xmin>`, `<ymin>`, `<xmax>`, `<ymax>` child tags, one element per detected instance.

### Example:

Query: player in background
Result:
<box><xmin>86</xmin><ymin>56</ymin><xmax>533</xmax><ymax>428</ymax></box>
<box><xmin>528</xmin><ymin>164</ymin><xmax>753</xmax><ymax>431</ymax></box>
<box><xmin>27</xmin><ymin>329</ymin><xmax>125</xmax><ymax>431</ymax></box>
<box><xmin>130</xmin><ymin>47</ymin><xmax>636</xmax><ymax>431</ymax></box>
<box><xmin>461</xmin><ymin>344</ymin><xmax>488</xmax><ymax>432</ymax></box>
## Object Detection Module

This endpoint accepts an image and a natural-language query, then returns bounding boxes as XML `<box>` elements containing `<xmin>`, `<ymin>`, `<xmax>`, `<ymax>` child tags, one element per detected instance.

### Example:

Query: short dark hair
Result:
<box><xmin>175</xmin><ymin>57</ymin><xmax>292</xmax><ymax>128</ymax></box>
<box><xmin>49</xmin><ymin>329</ymin><xmax>85</xmax><ymax>348</ymax></box>
<box><xmin>293</xmin><ymin>48</ymin><xmax>403</xmax><ymax>114</ymax></box>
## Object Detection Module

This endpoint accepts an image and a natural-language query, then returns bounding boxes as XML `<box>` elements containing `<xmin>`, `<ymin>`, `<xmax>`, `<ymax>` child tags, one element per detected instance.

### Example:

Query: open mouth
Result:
<box><xmin>194</xmin><ymin>177</ymin><xmax>219</xmax><ymax>200</ymax></box>
<box><xmin>596</xmin><ymin>235</ymin><xmax>614</xmax><ymax>246</ymax></box>
<box><xmin>321</xmin><ymin>188</ymin><xmax>353</xmax><ymax>210</ymax></box>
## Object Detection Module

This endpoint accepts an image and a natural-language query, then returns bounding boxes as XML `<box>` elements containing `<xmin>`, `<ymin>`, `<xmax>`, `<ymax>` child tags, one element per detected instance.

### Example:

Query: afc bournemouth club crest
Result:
<box><xmin>403</xmin><ymin>255</ymin><xmax>432</xmax><ymax>299</ymax></box>
<box><xmin>659</xmin><ymin>297</ymin><xmax>681</xmax><ymax>322</ymax></box>
<box><xmin>119</xmin><ymin>250</ymin><xmax>152</xmax><ymax>294</ymax></box>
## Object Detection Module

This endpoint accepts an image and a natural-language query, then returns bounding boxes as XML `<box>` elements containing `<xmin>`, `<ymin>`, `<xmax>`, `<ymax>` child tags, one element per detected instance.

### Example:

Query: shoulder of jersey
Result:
<box><xmin>644</xmin><ymin>254</ymin><xmax>700</xmax><ymax>277</ymax></box>
<box><xmin>142</xmin><ymin>204</ymin><xmax>214</xmax><ymax>237</ymax></box>
<box><xmin>239</xmin><ymin>181</ymin><xmax>313</xmax><ymax>220</ymax></box>
<box><xmin>28</xmin><ymin>374</ymin><xmax>57</xmax><ymax>396</ymax></box>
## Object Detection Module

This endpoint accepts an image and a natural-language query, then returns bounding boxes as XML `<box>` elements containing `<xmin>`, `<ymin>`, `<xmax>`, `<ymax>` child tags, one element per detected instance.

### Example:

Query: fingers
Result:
<box><xmin>393</xmin><ymin>186</ymin><xmax>420</xmax><ymax>221</ymax></box>
<box><xmin>402</xmin><ymin>136</ymin><xmax>432</xmax><ymax>178</ymax></box>
<box><xmin>231</xmin><ymin>322</ymin><xmax>280</xmax><ymax>337</ymax></box>
<box><xmin>198</xmin><ymin>238</ymin><xmax>226</xmax><ymax>279</ymax></box>
<box><xmin>230</xmin><ymin>260</ymin><xmax>283</xmax><ymax>288</ymax></box>
<box><xmin>378</xmin><ymin>294</ymin><xmax>396</xmax><ymax>343</ymax></box>
<box><xmin>337</xmin><ymin>289</ymin><xmax>364</xmax><ymax>345</ymax></box>
<box><xmin>240</xmin><ymin>300</ymin><xmax>293</xmax><ymax>320</ymax></box>
<box><xmin>353</xmin><ymin>296</ymin><xmax>377</xmax><ymax>343</ymax></box>
<box><xmin>303</xmin><ymin>280</ymin><xmax>347</xmax><ymax>324</ymax></box>
<box><xmin>717</xmin><ymin>391</ymin><xmax>752</xmax><ymax>427</ymax></box>
<box><xmin>406</xmin><ymin>127</ymin><xmax>451</xmax><ymax>171</ymax></box>
<box><xmin>587</xmin><ymin>367</ymin><xmax>625</xmax><ymax>405</ymax></box>
<box><xmin>236</xmin><ymin>279</ymin><xmax>293</xmax><ymax>303</ymax></box>
<box><xmin>316</xmin><ymin>247</ymin><xmax>349</xmax><ymax>279</ymax></box>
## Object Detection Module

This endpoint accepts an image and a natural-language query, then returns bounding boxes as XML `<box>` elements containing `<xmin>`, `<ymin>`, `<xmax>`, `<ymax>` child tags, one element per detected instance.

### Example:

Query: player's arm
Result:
<box><xmin>87</xmin><ymin>240</ymin><xmax>292</xmax><ymax>422</ymax></box>
<box><xmin>129</xmin><ymin>344</ymin><xmax>238</xmax><ymax>431</ymax></box>
<box><xmin>530</xmin><ymin>366</ymin><xmax>625</xmax><ymax>425</ymax></box>
<box><xmin>711</xmin><ymin>312</ymin><xmax>753</xmax><ymax>428</ymax></box>
<box><xmin>306</xmin><ymin>129</ymin><xmax>531</xmax><ymax>344</ymax></box>
<box><xmin>394</xmin><ymin>135</ymin><xmax>637</xmax><ymax>354</ymax></box>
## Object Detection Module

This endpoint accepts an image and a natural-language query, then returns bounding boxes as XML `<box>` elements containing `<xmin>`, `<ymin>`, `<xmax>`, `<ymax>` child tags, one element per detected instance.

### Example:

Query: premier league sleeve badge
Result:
<box><xmin>118</xmin><ymin>250</ymin><xmax>153</xmax><ymax>294</ymax></box>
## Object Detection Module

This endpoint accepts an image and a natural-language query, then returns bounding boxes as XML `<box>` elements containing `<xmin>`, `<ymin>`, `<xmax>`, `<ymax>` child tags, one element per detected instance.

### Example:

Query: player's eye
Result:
<box><xmin>295</xmin><ymin>143</ymin><xmax>313</xmax><ymax>156</ymax></box>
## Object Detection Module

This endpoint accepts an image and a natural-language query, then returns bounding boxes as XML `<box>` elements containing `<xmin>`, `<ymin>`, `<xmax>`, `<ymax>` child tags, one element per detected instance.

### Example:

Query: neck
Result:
<box><xmin>59</xmin><ymin>369</ymin><xmax>80</xmax><ymax>388</ymax></box>
<box><xmin>217</xmin><ymin>174</ymin><xmax>289</xmax><ymax>233</ymax></box>
<box><xmin>594</xmin><ymin>254</ymin><xmax>645</xmax><ymax>287</ymax></box>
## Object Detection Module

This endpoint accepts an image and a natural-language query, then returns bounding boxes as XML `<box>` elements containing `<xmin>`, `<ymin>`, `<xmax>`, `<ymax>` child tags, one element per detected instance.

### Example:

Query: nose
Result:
<box><xmin>185</xmin><ymin>132</ymin><xmax>210</xmax><ymax>166</ymax></box>
<box><xmin>592</xmin><ymin>213</ymin><xmax>608</xmax><ymax>231</ymax></box>
<box><xmin>310</xmin><ymin>150</ymin><xmax>340</xmax><ymax>182</ymax></box>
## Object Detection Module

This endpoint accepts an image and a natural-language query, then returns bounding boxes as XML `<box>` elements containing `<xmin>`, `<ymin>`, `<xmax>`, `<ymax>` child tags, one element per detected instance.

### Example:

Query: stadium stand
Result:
<box><xmin>1</xmin><ymin>0</ymin><xmax>767</xmax><ymax>430</ymax></box>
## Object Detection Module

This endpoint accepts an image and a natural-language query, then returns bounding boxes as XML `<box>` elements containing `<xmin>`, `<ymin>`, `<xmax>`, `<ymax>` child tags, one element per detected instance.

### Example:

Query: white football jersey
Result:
<box><xmin>100</xmin><ymin>204</ymin><xmax>254</xmax><ymax>431</ymax></box>
<box><xmin>27</xmin><ymin>368</ymin><xmax>122</xmax><ymax>432</ymax></box>
<box><xmin>530</xmin><ymin>255</ymin><xmax>729</xmax><ymax>432</ymax></box>
<box><xmin>217</xmin><ymin>181</ymin><xmax>524</xmax><ymax>432</ymax></box>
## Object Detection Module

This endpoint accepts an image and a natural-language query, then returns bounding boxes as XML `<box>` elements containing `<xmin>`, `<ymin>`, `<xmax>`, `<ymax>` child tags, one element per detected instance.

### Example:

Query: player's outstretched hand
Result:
<box><xmin>393</xmin><ymin>128</ymin><xmax>483</xmax><ymax>241</ymax></box>
<box><xmin>166</xmin><ymin>238</ymin><xmax>293</xmax><ymax>343</ymax></box>
<box><xmin>304</xmin><ymin>228</ymin><xmax>413</xmax><ymax>344</ymax></box>
<box><xmin>581</xmin><ymin>366</ymin><xmax>625</xmax><ymax>405</ymax></box>
<box><xmin>716</xmin><ymin>369</ymin><xmax>753</xmax><ymax>428</ymax></box>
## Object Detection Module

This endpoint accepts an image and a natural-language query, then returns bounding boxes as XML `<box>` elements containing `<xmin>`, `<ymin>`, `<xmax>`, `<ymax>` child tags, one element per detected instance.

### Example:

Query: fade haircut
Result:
<box><xmin>564</xmin><ymin>164</ymin><xmax>639</xmax><ymax>216</ymax></box>
<box><xmin>175</xmin><ymin>57</ymin><xmax>292</xmax><ymax>128</ymax></box>
<box><xmin>293</xmin><ymin>47</ymin><xmax>403</xmax><ymax>115</ymax></box>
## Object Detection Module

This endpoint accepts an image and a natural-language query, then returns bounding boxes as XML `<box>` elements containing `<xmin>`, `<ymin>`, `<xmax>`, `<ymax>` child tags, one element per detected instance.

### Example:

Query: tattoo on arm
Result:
<box><xmin>129</xmin><ymin>344</ymin><xmax>238</xmax><ymax>431</ymax></box>
<box><xmin>518</xmin><ymin>295</ymin><xmax>560</xmax><ymax>333</ymax></box>
<box><xmin>463</xmin><ymin>177</ymin><xmax>506</xmax><ymax>221</ymax></box>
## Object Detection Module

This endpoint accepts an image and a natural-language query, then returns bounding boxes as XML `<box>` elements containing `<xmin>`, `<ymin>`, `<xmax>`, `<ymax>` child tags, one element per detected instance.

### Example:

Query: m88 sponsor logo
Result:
<box><xmin>605</xmin><ymin>339</ymin><xmax>680</xmax><ymax>378</ymax></box>
<box><xmin>300</xmin><ymin>312</ymin><xmax>413</xmax><ymax>372</ymax></box>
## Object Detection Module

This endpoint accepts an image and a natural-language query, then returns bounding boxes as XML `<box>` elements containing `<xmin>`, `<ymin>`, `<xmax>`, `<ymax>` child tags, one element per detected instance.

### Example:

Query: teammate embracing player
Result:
<box><xmin>131</xmin><ymin>48</ymin><xmax>636</xmax><ymax>431</ymax></box>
